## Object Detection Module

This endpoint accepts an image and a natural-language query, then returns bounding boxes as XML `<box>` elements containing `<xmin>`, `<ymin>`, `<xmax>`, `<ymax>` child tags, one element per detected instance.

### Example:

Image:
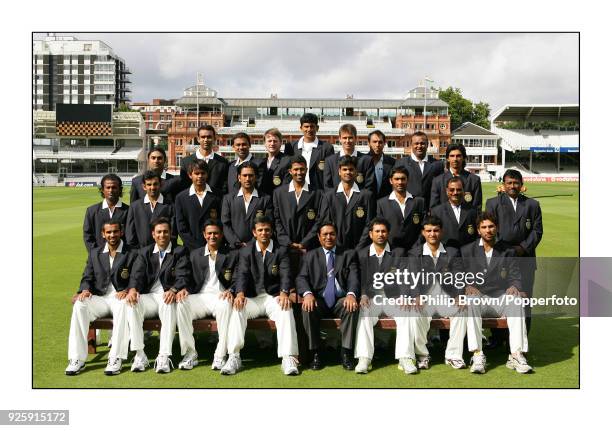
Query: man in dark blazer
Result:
<box><xmin>83</xmin><ymin>173</ymin><xmax>129</xmax><ymax>251</ymax></box>
<box><xmin>260</xmin><ymin>127</ymin><xmax>291</xmax><ymax>196</ymax></box>
<box><xmin>375</xmin><ymin>166</ymin><xmax>426</xmax><ymax>250</ymax></box>
<box><xmin>175</xmin><ymin>220</ymin><xmax>239</xmax><ymax>371</ymax></box>
<box><xmin>289</xmin><ymin>113</ymin><xmax>335</xmax><ymax>191</ymax></box>
<box><xmin>430</xmin><ymin>176</ymin><xmax>479</xmax><ymax>249</ymax></box>
<box><xmin>222</xmin><ymin>216</ymin><xmax>299</xmax><ymax>376</ymax></box>
<box><xmin>323</xmin><ymin>123</ymin><xmax>375</xmax><ymax>192</ymax></box>
<box><xmin>126</xmin><ymin>217</ymin><xmax>186</xmax><ymax>373</ymax></box>
<box><xmin>174</xmin><ymin>159</ymin><xmax>222</xmax><ymax>251</ymax></box>
<box><xmin>461</xmin><ymin>212</ymin><xmax>532</xmax><ymax>374</ymax></box>
<box><xmin>408</xmin><ymin>215</ymin><xmax>467</xmax><ymax>372</ymax></box>
<box><xmin>66</xmin><ymin>220</ymin><xmax>137</xmax><ymax>376</ymax></box>
<box><xmin>130</xmin><ymin>146</ymin><xmax>180</xmax><ymax>204</ymax></box>
<box><xmin>393</xmin><ymin>131</ymin><xmax>444</xmax><ymax>209</ymax></box>
<box><xmin>319</xmin><ymin>156</ymin><xmax>376</xmax><ymax>250</ymax></box>
<box><xmin>353</xmin><ymin>218</ymin><xmax>416</xmax><ymax>374</ymax></box>
<box><xmin>361</xmin><ymin>130</ymin><xmax>396</xmax><ymax>200</ymax></box>
<box><xmin>430</xmin><ymin>143</ymin><xmax>483</xmax><ymax>211</ymax></box>
<box><xmin>221</xmin><ymin>162</ymin><xmax>273</xmax><ymax>249</ymax></box>
<box><xmin>125</xmin><ymin>170</ymin><xmax>176</xmax><ymax>248</ymax></box>
<box><xmin>179</xmin><ymin>125</ymin><xmax>229</xmax><ymax>195</ymax></box>
<box><xmin>297</xmin><ymin>222</ymin><xmax>360</xmax><ymax>371</ymax></box>
<box><xmin>226</xmin><ymin>132</ymin><xmax>265</xmax><ymax>196</ymax></box>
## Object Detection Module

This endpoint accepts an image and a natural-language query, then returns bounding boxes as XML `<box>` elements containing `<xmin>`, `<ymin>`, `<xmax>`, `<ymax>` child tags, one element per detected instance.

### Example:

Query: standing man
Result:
<box><xmin>174</xmin><ymin>159</ymin><xmax>222</xmax><ymax>251</ymax></box>
<box><xmin>83</xmin><ymin>173</ymin><xmax>129</xmax><ymax>251</ymax></box>
<box><xmin>323</xmin><ymin>123</ymin><xmax>374</xmax><ymax>192</ymax></box>
<box><xmin>131</xmin><ymin>146</ymin><xmax>179</xmax><ymax>204</ymax></box>
<box><xmin>297</xmin><ymin>222</ymin><xmax>360</xmax><ymax>370</ymax></box>
<box><xmin>353</xmin><ymin>218</ymin><xmax>416</xmax><ymax>374</ymax></box>
<box><xmin>290</xmin><ymin>113</ymin><xmax>335</xmax><ymax>191</ymax></box>
<box><xmin>362</xmin><ymin>130</ymin><xmax>396</xmax><ymax>200</ymax></box>
<box><xmin>180</xmin><ymin>125</ymin><xmax>229</xmax><ymax>195</ymax></box>
<box><xmin>430</xmin><ymin>143</ymin><xmax>482</xmax><ymax>211</ymax></box>
<box><xmin>260</xmin><ymin>128</ymin><xmax>290</xmax><ymax>196</ymax></box>
<box><xmin>126</xmin><ymin>217</ymin><xmax>185</xmax><ymax>373</ymax></box>
<box><xmin>125</xmin><ymin>170</ymin><xmax>176</xmax><ymax>248</ymax></box>
<box><xmin>319</xmin><ymin>156</ymin><xmax>375</xmax><ymax>250</ymax></box>
<box><xmin>394</xmin><ymin>131</ymin><xmax>444</xmax><ymax>209</ymax></box>
<box><xmin>65</xmin><ymin>221</ymin><xmax>136</xmax><ymax>376</ymax></box>
<box><xmin>221</xmin><ymin>162</ymin><xmax>273</xmax><ymax>249</ymax></box>
<box><xmin>227</xmin><ymin>132</ymin><xmax>264</xmax><ymax>196</ymax></box>
<box><xmin>222</xmin><ymin>216</ymin><xmax>299</xmax><ymax>376</ymax></box>
<box><xmin>175</xmin><ymin>220</ymin><xmax>239</xmax><ymax>371</ymax></box>
<box><xmin>461</xmin><ymin>212</ymin><xmax>532</xmax><ymax>374</ymax></box>
<box><xmin>408</xmin><ymin>215</ymin><xmax>468</xmax><ymax>371</ymax></box>
<box><xmin>485</xmin><ymin>169</ymin><xmax>543</xmax><ymax>333</ymax></box>
<box><xmin>430</xmin><ymin>177</ymin><xmax>479</xmax><ymax>249</ymax></box>
<box><xmin>376</xmin><ymin>166</ymin><xmax>426</xmax><ymax>250</ymax></box>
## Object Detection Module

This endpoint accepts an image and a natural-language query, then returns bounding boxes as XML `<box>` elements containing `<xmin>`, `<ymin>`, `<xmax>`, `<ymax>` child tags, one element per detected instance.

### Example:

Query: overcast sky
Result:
<box><xmin>35</xmin><ymin>33</ymin><xmax>578</xmax><ymax>114</ymax></box>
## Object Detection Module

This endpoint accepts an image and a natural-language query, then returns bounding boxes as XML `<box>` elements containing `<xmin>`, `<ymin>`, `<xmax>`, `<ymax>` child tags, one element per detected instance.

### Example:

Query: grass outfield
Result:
<box><xmin>33</xmin><ymin>182</ymin><xmax>579</xmax><ymax>388</ymax></box>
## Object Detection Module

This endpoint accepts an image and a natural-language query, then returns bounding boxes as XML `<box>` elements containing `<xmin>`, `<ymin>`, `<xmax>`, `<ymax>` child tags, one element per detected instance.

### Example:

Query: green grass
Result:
<box><xmin>33</xmin><ymin>182</ymin><xmax>579</xmax><ymax>388</ymax></box>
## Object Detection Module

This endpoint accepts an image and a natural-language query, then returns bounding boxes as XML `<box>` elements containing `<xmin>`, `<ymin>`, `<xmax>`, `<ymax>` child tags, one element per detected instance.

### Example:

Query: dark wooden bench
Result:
<box><xmin>87</xmin><ymin>317</ymin><xmax>508</xmax><ymax>354</ymax></box>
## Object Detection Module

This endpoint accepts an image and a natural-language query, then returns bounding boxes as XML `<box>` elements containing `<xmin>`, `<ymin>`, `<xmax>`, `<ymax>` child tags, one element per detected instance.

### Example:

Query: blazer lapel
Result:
<box><xmin>513</xmin><ymin>196</ymin><xmax>527</xmax><ymax>224</ymax></box>
<box><xmin>488</xmin><ymin>247</ymin><xmax>501</xmax><ymax>273</ymax></box>
<box><xmin>458</xmin><ymin>203</ymin><xmax>470</xmax><ymax>227</ymax></box>
<box><xmin>296</xmin><ymin>189</ymin><xmax>313</xmax><ymax>214</ymax></box>
<box><xmin>444</xmin><ymin>202</ymin><xmax>459</xmax><ymax>227</ymax></box>
<box><xmin>199</xmin><ymin>193</ymin><xmax>214</xmax><ymax>222</ymax></box>
<box><xmin>245</xmin><ymin>194</ymin><xmax>259</xmax><ymax>220</ymax></box>
<box><xmin>403</xmin><ymin>198</ymin><xmax>415</xmax><ymax>221</ymax></box>
<box><xmin>214</xmin><ymin>252</ymin><xmax>226</xmax><ymax>279</ymax></box>
<box><xmin>98</xmin><ymin>249</ymin><xmax>111</xmax><ymax>276</ymax></box>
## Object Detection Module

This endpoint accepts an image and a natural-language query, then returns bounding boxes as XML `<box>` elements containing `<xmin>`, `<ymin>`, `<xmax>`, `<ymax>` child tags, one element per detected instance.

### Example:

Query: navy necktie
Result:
<box><xmin>160</xmin><ymin>250</ymin><xmax>165</xmax><ymax>260</ymax></box>
<box><xmin>323</xmin><ymin>251</ymin><xmax>336</xmax><ymax>308</ymax></box>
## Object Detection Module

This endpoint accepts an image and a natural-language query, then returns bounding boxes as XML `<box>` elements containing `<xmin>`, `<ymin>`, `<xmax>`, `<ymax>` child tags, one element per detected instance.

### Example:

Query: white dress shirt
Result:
<box><xmin>297</xmin><ymin>137</ymin><xmax>319</xmax><ymax>185</ymax></box>
<box><xmin>411</xmin><ymin>153</ymin><xmax>426</xmax><ymax>174</ymax></box>
<box><xmin>233</xmin><ymin>152</ymin><xmax>253</xmax><ymax>166</ymax></box>
<box><xmin>288</xmin><ymin>181</ymin><xmax>309</xmax><ymax>205</ymax></box>
<box><xmin>189</xmin><ymin>184</ymin><xmax>213</xmax><ymax>206</ymax></box>
<box><xmin>150</xmin><ymin>242</ymin><xmax>173</xmax><ymax>294</ymax></box>
<box><xmin>102</xmin><ymin>199</ymin><xmax>124</xmax><ymax>218</ymax></box>
<box><xmin>336</xmin><ymin>181</ymin><xmax>360</xmax><ymax>204</ymax></box>
<box><xmin>423</xmin><ymin>242</ymin><xmax>446</xmax><ymax>266</ymax></box>
<box><xmin>508</xmin><ymin>196</ymin><xmax>518</xmax><ymax>211</ymax></box>
<box><xmin>388</xmin><ymin>191</ymin><xmax>414</xmax><ymax>218</ymax></box>
<box><xmin>479</xmin><ymin>238</ymin><xmax>494</xmax><ymax>266</ymax></box>
<box><xmin>202</xmin><ymin>246</ymin><xmax>223</xmax><ymax>294</ymax></box>
<box><xmin>237</xmin><ymin>188</ymin><xmax>259</xmax><ymax>214</ymax></box>
<box><xmin>144</xmin><ymin>193</ymin><xmax>165</xmax><ymax>213</ymax></box>
<box><xmin>369</xmin><ymin>243</ymin><xmax>391</xmax><ymax>264</ymax></box>
<box><xmin>196</xmin><ymin>149</ymin><xmax>216</xmax><ymax>163</ymax></box>
<box><xmin>450</xmin><ymin>203</ymin><xmax>461</xmax><ymax>223</ymax></box>
<box><xmin>102</xmin><ymin>240</ymin><xmax>124</xmax><ymax>295</ymax></box>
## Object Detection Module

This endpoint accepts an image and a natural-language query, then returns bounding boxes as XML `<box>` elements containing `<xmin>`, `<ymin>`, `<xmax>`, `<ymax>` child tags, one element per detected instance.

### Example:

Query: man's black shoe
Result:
<box><xmin>341</xmin><ymin>349</ymin><xmax>355</xmax><ymax>370</ymax></box>
<box><xmin>309</xmin><ymin>352</ymin><xmax>322</xmax><ymax>370</ymax></box>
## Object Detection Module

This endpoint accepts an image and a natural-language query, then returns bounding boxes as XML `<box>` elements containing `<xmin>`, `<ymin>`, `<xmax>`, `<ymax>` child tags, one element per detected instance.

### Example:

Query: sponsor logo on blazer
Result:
<box><xmin>273</xmin><ymin>176</ymin><xmax>282</xmax><ymax>186</ymax></box>
<box><xmin>525</xmin><ymin>219</ymin><xmax>531</xmax><ymax>230</ymax></box>
<box><xmin>464</xmin><ymin>192</ymin><xmax>473</xmax><ymax>203</ymax></box>
<box><xmin>355</xmin><ymin>207</ymin><xmax>365</xmax><ymax>218</ymax></box>
<box><xmin>356</xmin><ymin>173</ymin><xmax>364</xmax><ymax>184</ymax></box>
<box><xmin>120</xmin><ymin>268</ymin><xmax>130</xmax><ymax>279</ymax></box>
<box><xmin>467</xmin><ymin>224</ymin><xmax>475</xmax><ymax>235</ymax></box>
<box><xmin>223</xmin><ymin>269</ymin><xmax>232</xmax><ymax>281</ymax></box>
<box><xmin>271</xmin><ymin>264</ymin><xmax>279</xmax><ymax>276</ymax></box>
<box><xmin>318</xmin><ymin>160</ymin><xmax>325</xmax><ymax>171</ymax></box>
<box><xmin>307</xmin><ymin>209</ymin><xmax>316</xmax><ymax>220</ymax></box>
<box><xmin>412</xmin><ymin>213</ymin><xmax>420</xmax><ymax>224</ymax></box>
<box><xmin>256</xmin><ymin>209</ymin><xmax>264</xmax><ymax>217</ymax></box>
<box><xmin>209</xmin><ymin>209</ymin><xmax>218</xmax><ymax>219</ymax></box>
<box><xmin>500</xmin><ymin>267</ymin><xmax>508</xmax><ymax>279</ymax></box>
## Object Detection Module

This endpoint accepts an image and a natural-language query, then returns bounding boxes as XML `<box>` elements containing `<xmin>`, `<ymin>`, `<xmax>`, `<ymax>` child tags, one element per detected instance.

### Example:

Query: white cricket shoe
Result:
<box><xmin>506</xmin><ymin>353</ymin><xmax>533</xmax><ymax>374</ymax></box>
<box><xmin>131</xmin><ymin>352</ymin><xmax>149</xmax><ymax>372</ymax></box>
<box><xmin>104</xmin><ymin>357</ymin><xmax>123</xmax><ymax>376</ymax></box>
<box><xmin>398</xmin><ymin>357</ymin><xmax>418</xmax><ymax>374</ymax></box>
<box><xmin>220</xmin><ymin>354</ymin><xmax>242</xmax><ymax>375</ymax></box>
<box><xmin>470</xmin><ymin>353</ymin><xmax>487</xmax><ymax>374</ymax></box>
<box><xmin>154</xmin><ymin>355</ymin><xmax>174</xmax><ymax>373</ymax></box>
<box><xmin>445</xmin><ymin>358</ymin><xmax>467</xmax><ymax>369</ymax></box>
<box><xmin>211</xmin><ymin>356</ymin><xmax>226</xmax><ymax>370</ymax></box>
<box><xmin>281</xmin><ymin>356</ymin><xmax>299</xmax><ymax>375</ymax></box>
<box><xmin>355</xmin><ymin>357</ymin><xmax>372</xmax><ymax>374</ymax></box>
<box><xmin>417</xmin><ymin>355</ymin><xmax>431</xmax><ymax>370</ymax></box>
<box><xmin>178</xmin><ymin>352</ymin><xmax>199</xmax><ymax>370</ymax></box>
<box><xmin>65</xmin><ymin>359</ymin><xmax>85</xmax><ymax>376</ymax></box>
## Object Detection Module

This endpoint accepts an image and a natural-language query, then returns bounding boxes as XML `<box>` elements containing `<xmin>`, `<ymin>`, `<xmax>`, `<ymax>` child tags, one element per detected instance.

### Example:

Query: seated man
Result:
<box><xmin>297</xmin><ymin>222</ymin><xmax>360</xmax><ymax>371</ymax></box>
<box><xmin>175</xmin><ymin>220</ymin><xmax>239</xmax><ymax>371</ymax></box>
<box><xmin>222</xmin><ymin>216</ymin><xmax>299</xmax><ymax>375</ymax></box>
<box><xmin>354</xmin><ymin>217</ymin><xmax>416</xmax><ymax>374</ymax></box>
<box><xmin>126</xmin><ymin>217</ymin><xmax>186</xmax><ymax>373</ymax></box>
<box><xmin>66</xmin><ymin>221</ymin><xmax>137</xmax><ymax>376</ymax></box>
<box><xmin>408</xmin><ymin>215</ymin><xmax>468</xmax><ymax>371</ymax></box>
<box><xmin>461</xmin><ymin>212</ymin><xmax>532</xmax><ymax>374</ymax></box>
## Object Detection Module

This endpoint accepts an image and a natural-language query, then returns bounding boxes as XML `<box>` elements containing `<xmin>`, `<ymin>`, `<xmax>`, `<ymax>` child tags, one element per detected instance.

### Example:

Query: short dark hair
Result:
<box><xmin>503</xmin><ymin>169</ymin><xmax>523</xmax><ymax>184</ymax></box>
<box><xmin>369</xmin><ymin>217</ymin><xmax>391</xmax><ymax>232</ymax></box>
<box><xmin>339</xmin><ymin>123</ymin><xmax>357</xmax><ymax>137</ymax></box>
<box><xmin>252</xmin><ymin>215</ymin><xmax>274</xmax><ymax>230</ymax></box>
<box><xmin>197</xmin><ymin>124</ymin><xmax>216</xmax><ymax>138</ymax></box>
<box><xmin>101</xmin><ymin>220</ymin><xmax>122</xmax><ymax>232</ymax></box>
<box><xmin>233</xmin><ymin>132</ymin><xmax>251</xmax><ymax>146</ymax></box>
<box><xmin>147</xmin><ymin>146</ymin><xmax>167</xmax><ymax>161</ymax></box>
<box><xmin>99</xmin><ymin>174</ymin><xmax>123</xmax><ymax>198</ymax></box>
<box><xmin>446</xmin><ymin>176</ymin><xmax>465</xmax><ymax>188</ymax></box>
<box><xmin>390</xmin><ymin>166</ymin><xmax>409</xmax><ymax>178</ymax></box>
<box><xmin>318</xmin><ymin>221</ymin><xmax>337</xmax><ymax>234</ymax></box>
<box><xmin>421</xmin><ymin>215</ymin><xmax>443</xmax><ymax>229</ymax></box>
<box><xmin>368</xmin><ymin>130</ymin><xmax>386</xmax><ymax>142</ymax></box>
<box><xmin>203</xmin><ymin>218</ymin><xmax>223</xmax><ymax>232</ymax></box>
<box><xmin>338</xmin><ymin>155</ymin><xmax>357</xmax><ymax>169</ymax></box>
<box><xmin>445</xmin><ymin>143</ymin><xmax>467</xmax><ymax>169</ymax></box>
<box><xmin>411</xmin><ymin>131</ymin><xmax>428</xmax><ymax>144</ymax></box>
<box><xmin>150</xmin><ymin>216</ymin><xmax>172</xmax><ymax>232</ymax></box>
<box><xmin>300</xmin><ymin>113</ymin><xmax>319</xmax><ymax>126</ymax></box>
<box><xmin>476</xmin><ymin>211</ymin><xmax>498</xmax><ymax>228</ymax></box>
<box><xmin>237</xmin><ymin>161</ymin><xmax>258</xmax><ymax>176</ymax></box>
<box><xmin>188</xmin><ymin>159</ymin><xmax>210</xmax><ymax>175</ymax></box>
<box><xmin>289</xmin><ymin>155</ymin><xmax>307</xmax><ymax>168</ymax></box>
<box><xmin>143</xmin><ymin>170</ymin><xmax>161</xmax><ymax>182</ymax></box>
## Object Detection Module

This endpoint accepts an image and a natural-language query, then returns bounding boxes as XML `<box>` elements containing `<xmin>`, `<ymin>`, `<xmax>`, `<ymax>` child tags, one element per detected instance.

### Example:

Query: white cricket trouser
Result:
<box><xmin>227</xmin><ymin>293</ymin><xmax>298</xmax><ymax>357</ymax></box>
<box><xmin>68</xmin><ymin>291</ymin><xmax>129</xmax><ymax>361</ymax></box>
<box><xmin>413</xmin><ymin>287</ymin><xmax>467</xmax><ymax>360</ymax></box>
<box><xmin>354</xmin><ymin>300</ymin><xmax>414</xmax><ymax>360</ymax></box>
<box><xmin>176</xmin><ymin>292</ymin><xmax>233</xmax><ymax>357</ymax></box>
<box><xmin>466</xmin><ymin>294</ymin><xmax>529</xmax><ymax>353</ymax></box>
<box><xmin>127</xmin><ymin>292</ymin><xmax>177</xmax><ymax>356</ymax></box>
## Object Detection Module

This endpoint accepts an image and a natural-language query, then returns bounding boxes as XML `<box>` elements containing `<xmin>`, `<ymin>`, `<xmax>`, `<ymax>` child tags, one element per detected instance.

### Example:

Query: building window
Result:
<box><xmin>84</xmin><ymin>44</ymin><xmax>92</xmax><ymax>51</ymax></box>
<box><xmin>387</xmin><ymin>140</ymin><xmax>396</xmax><ymax>147</ymax></box>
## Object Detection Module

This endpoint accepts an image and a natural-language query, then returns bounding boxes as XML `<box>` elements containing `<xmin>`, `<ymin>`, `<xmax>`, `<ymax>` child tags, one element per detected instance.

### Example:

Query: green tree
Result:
<box><xmin>438</xmin><ymin>87</ymin><xmax>491</xmax><ymax>131</ymax></box>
